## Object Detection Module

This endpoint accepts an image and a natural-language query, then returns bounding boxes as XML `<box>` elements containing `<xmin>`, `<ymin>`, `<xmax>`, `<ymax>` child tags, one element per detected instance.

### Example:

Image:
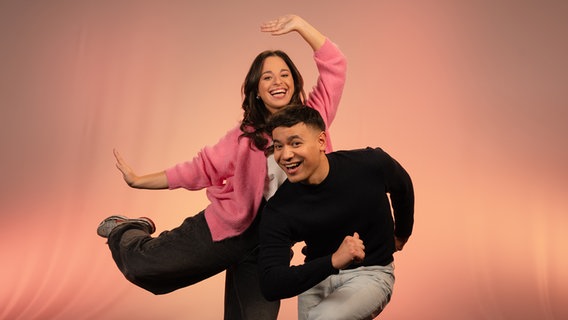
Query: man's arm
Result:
<box><xmin>258</xmin><ymin>205</ymin><xmax>338</xmax><ymax>301</ymax></box>
<box><xmin>376</xmin><ymin>148</ymin><xmax>415</xmax><ymax>245</ymax></box>
<box><xmin>259</xmin><ymin>244</ymin><xmax>335</xmax><ymax>301</ymax></box>
<box><xmin>259</xmin><ymin>203</ymin><xmax>368</xmax><ymax>301</ymax></box>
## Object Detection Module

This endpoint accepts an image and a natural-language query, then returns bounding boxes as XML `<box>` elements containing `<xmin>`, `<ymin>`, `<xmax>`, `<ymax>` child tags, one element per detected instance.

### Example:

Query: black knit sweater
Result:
<box><xmin>259</xmin><ymin>147</ymin><xmax>414</xmax><ymax>301</ymax></box>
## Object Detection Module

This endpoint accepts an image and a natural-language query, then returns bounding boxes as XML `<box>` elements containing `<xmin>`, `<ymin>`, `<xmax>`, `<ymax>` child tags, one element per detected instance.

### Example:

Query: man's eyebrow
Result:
<box><xmin>273</xmin><ymin>135</ymin><xmax>302</xmax><ymax>144</ymax></box>
<box><xmin>287</xmin><ymin>135</ymin><xmax>302</xmax><ymax>141</ymax></box>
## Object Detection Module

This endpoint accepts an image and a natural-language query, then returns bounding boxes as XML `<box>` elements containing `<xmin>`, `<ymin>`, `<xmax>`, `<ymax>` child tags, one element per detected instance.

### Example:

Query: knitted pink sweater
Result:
<box><xmin>166</xmin><ymin>39</ymin><xmax>347</xmax><ymax>241</ymax></box>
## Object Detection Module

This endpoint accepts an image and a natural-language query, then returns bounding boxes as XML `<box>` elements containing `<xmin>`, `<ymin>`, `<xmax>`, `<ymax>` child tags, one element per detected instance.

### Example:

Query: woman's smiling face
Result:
<box><xmin>257</xmin><ymin>56</ymin><xmax>295</xmax><ymax>114</ymax></box>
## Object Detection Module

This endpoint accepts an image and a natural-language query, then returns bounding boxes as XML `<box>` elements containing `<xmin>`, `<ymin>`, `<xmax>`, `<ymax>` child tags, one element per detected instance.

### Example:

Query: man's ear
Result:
<box><xmin>318</xmin><ymin>131</ymin><xmax>327</xmax><ymax>151</ymax></box>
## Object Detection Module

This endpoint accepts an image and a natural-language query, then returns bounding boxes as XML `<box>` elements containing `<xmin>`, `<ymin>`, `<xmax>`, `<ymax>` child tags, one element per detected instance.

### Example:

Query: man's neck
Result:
<box><xmin>304</xmin><ymin>153</ymin><xmax>329</xmax><ymax>185</ymax></box>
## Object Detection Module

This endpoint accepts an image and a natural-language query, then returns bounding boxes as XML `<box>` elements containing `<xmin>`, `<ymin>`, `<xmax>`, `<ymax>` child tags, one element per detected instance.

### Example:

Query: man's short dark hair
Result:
<box><xmin>266</xmin><ymin>104</ymin><xmax>326</xmax><ymax>135</ymax></box>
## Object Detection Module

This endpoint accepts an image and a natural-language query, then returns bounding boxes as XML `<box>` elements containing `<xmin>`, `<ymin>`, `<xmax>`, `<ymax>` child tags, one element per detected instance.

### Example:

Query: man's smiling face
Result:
<box><xmin>272</xmin><ymin>122</ymin><xmax>328</xmax><ymax>185</ymax></box>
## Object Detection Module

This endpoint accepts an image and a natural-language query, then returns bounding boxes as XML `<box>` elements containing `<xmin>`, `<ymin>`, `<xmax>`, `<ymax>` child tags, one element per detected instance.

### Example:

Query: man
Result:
<box><xmin>258</xmin><ymin>105</ymin><xmax>414</xmax><ymax>319</ymax></box>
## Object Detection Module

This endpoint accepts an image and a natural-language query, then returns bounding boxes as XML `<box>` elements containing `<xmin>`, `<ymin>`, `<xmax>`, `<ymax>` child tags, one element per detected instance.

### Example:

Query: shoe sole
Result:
<box><xmin>97</xmin><ymin>215</ymin><xmax>155</xmax><ymax>237</ymax></box>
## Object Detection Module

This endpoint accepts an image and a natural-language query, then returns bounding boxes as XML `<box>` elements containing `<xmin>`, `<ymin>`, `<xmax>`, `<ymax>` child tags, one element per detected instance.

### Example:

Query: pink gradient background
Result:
<box><xmin>1</xmin><ymin>1</ymin><xmax>567</xmax><ymax>319</ymax></box>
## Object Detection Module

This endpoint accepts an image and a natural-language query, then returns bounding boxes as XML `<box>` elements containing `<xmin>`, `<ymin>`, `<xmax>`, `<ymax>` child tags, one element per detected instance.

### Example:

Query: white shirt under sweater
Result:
<box><xmin>263</xmin><ymin>153</ymin><xmax>288</xmax><ymax>200</ymax></box>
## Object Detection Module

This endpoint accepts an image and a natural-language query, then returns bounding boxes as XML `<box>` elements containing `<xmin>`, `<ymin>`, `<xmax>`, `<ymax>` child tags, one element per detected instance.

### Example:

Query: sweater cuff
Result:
<box><xmin>327</xmin><ymin>254</ymin><xmax>340</xmax><ymax>275</ymax></box>
<box><xmin>164</xmin><ymin>167</ymin><xmax>180</xmax><ymax>189</ymax></box>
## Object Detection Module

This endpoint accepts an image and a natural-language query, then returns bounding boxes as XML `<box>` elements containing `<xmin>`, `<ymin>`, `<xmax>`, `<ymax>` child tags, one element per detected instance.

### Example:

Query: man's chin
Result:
<box><xmin>286</xmin><ymin>175</ymin><xmax>302</xmax><ymax>184</ymax></box>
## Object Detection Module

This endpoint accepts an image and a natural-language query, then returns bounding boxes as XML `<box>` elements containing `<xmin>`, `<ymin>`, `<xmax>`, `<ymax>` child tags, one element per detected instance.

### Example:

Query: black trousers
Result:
<box><xmin>107</xmin><ymin>209</ymin><xmax>279</xmax><ymax>320</ymax></box>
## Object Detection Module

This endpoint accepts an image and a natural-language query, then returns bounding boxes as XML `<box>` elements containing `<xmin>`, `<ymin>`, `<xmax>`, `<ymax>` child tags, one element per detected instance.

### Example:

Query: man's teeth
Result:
<box><xmin>285</xmin><ymin>163</ymin><xmax>300</xmax><ymax>169</ymax></box>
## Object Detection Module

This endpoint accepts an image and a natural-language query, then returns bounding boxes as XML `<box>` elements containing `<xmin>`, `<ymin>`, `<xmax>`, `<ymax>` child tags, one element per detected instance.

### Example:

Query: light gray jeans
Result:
<box><xmin>298</xmin><ymin>263</ymin><xmax>395</xmax><ymax>320</ymax></box>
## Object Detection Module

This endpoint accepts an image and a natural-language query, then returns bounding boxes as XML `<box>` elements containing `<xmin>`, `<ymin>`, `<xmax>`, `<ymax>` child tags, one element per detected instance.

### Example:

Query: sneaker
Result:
<box><xmin>96</xmin><ymin>215</ymin><xmax>156</xmax><ymax>238</ymax></box>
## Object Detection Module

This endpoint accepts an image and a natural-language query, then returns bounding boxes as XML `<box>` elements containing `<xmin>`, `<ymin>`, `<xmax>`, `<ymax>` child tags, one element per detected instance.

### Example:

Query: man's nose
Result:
<box><xmin>281</xmin><ymin>146</ymin><xmax>294</xmax><ymax>160</ymax></box>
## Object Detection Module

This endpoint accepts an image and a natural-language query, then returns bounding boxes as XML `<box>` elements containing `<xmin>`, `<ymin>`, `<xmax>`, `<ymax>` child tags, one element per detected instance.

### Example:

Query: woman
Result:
<box><xmin>97</xmin><ymin>14</ymin><xmax>347</xmax><ymax>320</ymax></box>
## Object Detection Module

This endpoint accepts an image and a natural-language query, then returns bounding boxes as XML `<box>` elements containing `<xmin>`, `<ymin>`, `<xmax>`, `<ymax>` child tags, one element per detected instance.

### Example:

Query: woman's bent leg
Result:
<box><xmin>107</xmin><ymin>211</ymin><xmax>253</xmax><ymax>295</ymax></box>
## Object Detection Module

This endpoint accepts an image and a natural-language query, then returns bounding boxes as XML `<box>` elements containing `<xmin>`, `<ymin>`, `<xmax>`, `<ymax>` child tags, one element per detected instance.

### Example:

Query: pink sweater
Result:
<box><xmin>166</xmin><ymin>39</ymin><xmax>347</xmax><ymax>241</ymax></box>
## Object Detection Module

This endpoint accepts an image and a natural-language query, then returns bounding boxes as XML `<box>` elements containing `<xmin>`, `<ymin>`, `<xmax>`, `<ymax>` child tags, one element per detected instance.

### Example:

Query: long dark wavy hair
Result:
<box><xmin>239</xmin><ymin>50</ymin><xmax>306</xmax><ymax>152</ymax></box>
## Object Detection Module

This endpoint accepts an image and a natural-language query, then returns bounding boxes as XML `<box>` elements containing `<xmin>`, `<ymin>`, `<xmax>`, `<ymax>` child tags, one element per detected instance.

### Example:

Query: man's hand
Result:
<box><xmin>395</xmin><ymin>236</ymin><xmax>409</xmax><ymax>251</ymax></box>
<box><xmin>331</xmin><ymin>232</ymin><xmax>365</xmax><ymax>270</ymax></box>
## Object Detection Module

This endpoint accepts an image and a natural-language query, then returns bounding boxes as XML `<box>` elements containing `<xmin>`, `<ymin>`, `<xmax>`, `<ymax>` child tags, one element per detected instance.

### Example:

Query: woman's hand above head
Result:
<box><xmin>260</xmin><ymin>14</ymin><xmax>304</xmax><ymax>36</ymax></box>
<box><xmin>260</xmin><ymin>14</ymin><xmax>325</xmax><ymax>51</ymax></box>
<box><xmin>113</xmin><ymin>148</ymin><xmax>168</xmax><ymax>190</ymax></box>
